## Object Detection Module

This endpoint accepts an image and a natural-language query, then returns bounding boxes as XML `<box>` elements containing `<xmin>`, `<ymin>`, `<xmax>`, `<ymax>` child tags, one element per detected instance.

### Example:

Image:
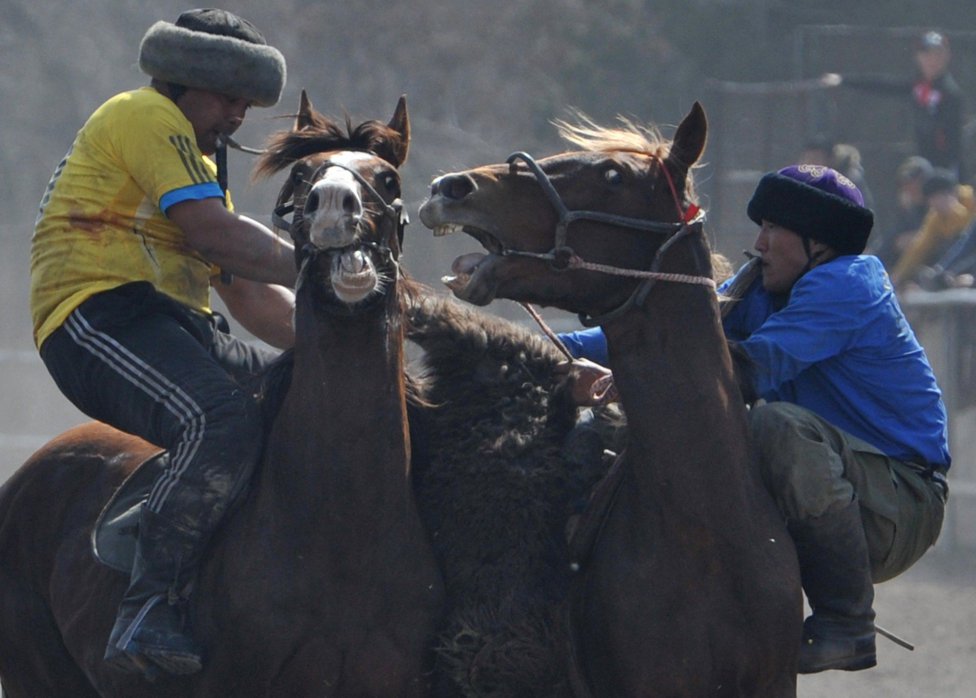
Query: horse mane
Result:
<box><xmin>252</xmin><ymin>112</ymin><xmax>406</xmax><ymax>179</ymax></box>
<box><xmin>553</xmin><ymin>111</ymin><xmax>699</xmax><ymax>202</ymax></box>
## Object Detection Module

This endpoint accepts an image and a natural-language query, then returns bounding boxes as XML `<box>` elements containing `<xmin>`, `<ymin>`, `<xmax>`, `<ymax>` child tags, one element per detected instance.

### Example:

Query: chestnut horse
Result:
<box><xmin>0</xmin><ymin>93</ymin><xmax>443</xmax><ymax>697</ymax></box>
<box><xmin>418</xmin><ymin>103</ymin><xmax>802</xmax><ymax>697</ymax></box>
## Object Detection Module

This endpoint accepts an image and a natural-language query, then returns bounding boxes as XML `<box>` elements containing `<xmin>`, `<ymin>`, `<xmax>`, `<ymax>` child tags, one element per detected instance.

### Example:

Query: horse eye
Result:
<box><xmin>605</xmin><ymin>169</ymin><xmax>623</xmax><ymax>185</ymax></box>
<box><xmin>382</xmin><ymin>173</ymin><xmax>400</xmax><ymax>193</ymax></box>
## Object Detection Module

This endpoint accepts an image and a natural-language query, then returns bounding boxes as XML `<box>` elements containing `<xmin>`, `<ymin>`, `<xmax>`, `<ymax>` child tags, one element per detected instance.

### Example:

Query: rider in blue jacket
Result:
<box><xmin>560</xmin><ymin>165</ymin><xmax>949</xmax><ymax>674</ymax></box>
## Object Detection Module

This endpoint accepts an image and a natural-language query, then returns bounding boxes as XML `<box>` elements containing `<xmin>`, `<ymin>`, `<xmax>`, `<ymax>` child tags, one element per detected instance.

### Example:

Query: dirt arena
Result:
<box><xmin>797</xmin><ymin>545</ymin><xmax>976</xmax><ymax>698</ymax></box>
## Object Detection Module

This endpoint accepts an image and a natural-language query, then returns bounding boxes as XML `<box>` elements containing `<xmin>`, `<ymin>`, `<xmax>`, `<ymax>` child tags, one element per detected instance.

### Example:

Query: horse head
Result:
<box><xmin>418</xmin><ymin>103</ymin><xmax>709</xmax><ymax>319</ymax></box>
<box><xmin>254</xmin><ymin>90</ymin><xmax>410</xmax><ymax>309</ymax></box>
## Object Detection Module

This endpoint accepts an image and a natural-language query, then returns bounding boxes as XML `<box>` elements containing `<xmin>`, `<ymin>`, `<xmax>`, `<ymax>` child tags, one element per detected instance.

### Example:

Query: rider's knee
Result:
<box><xmin>748</xmin><ymin>402</ymin><xmax>854</xmax><ymax>520</ymax></box>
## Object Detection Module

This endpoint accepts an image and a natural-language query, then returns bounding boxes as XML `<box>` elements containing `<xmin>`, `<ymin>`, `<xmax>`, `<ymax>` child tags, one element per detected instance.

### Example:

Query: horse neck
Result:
<box><xmin>601</xmin><ymin>261</ymin><xmax>753</xmax><ymax>505</ymax></box>
<box><xmin>260</xmin><ymin>287</ymin><xmax>411</xmax><ymax>517</ymax></box>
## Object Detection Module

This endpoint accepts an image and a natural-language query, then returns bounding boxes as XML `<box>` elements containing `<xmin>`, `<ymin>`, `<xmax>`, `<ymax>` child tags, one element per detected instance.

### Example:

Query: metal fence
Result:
<box><xmin>699</xmin><ymin>24</ymin><xmax>976</xmax><ymax>265</ymax></box>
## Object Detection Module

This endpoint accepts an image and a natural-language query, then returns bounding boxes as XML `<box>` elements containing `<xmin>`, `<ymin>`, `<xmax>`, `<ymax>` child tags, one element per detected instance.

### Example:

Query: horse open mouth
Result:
<box><xmin>330</xmin><ymin>248</ymin><xmax>381</xmax><ymax>304</ymax></box>
<box><xmin>432</xmin><ymin>223</ymin><xmax>506</xmax><ymax>299</ymax></box>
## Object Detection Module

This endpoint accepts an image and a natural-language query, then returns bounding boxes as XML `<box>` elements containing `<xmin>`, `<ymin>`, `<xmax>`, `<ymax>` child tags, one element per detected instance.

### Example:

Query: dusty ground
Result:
<box><xmin>797</xmin><ymin>544</ymin><xmax>976</xmax><ymax>698</ymax></box>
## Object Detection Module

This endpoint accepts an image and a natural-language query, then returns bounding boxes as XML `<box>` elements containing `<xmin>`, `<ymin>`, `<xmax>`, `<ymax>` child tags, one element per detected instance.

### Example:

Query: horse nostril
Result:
<box><xmin>305</xmin><ymin>191</ymin><xmax>320</xmax><ymax>216</ymax></box>
<box><xmin>436</xmin><ymin>173</ymin><xmax>477</xmax><ymax>201</ymax></box>
<box><xmin>342</xmin><ymin>192</ymin><xmax>360</xmax><ymax>216</ymax></box>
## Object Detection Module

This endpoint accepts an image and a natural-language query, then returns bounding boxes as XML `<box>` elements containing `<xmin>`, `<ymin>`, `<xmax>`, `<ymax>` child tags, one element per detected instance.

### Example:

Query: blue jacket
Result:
<box><xmin>558</xmin><ymin>255</ymin><xmax>950</xmax><ymax>468</ymax></box>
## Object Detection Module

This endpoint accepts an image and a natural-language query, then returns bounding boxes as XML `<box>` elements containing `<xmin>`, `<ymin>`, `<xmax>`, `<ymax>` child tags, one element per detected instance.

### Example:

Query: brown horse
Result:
<box><xmin>418</xmin><ymin>103</ymin><xmax>803</xmax><ymax>697</ymax></box>
<box><xmin>0</xmin><ymin>92</ymin><xmax>443</xmax><ymax>697</ymax></box>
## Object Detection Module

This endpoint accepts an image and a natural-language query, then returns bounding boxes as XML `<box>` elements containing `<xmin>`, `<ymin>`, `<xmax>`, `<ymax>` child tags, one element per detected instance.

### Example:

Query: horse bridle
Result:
<box><xmin>272</xmin><ymin>156</ymin><xmax>409</xmax><ymax>314</ymax></box>
<box><xmin>503</xmin><ymin>151</ymin><xmax>715</xmax><ymax>326</ymax></box>
<box><xmin>272</xmin><ymin>156</ymin><xmax>409</xmax><ymax>264</ymax></box>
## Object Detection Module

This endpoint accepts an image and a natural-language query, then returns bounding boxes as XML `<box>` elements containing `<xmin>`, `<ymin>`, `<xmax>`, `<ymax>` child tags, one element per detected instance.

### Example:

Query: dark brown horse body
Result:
<box><xmin>418</xmin><ymin>104</ymin><xmax>802</xmax><ymax>696</ymax></box>
<box><xmin>0</xmin><ymin>94</ymin><xmax>443</xmax><ymax>697</ymax></box>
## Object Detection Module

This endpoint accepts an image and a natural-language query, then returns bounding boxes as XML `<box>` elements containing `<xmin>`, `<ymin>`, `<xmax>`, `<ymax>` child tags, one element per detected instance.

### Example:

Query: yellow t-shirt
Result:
<box><xmin>30</xmin><ymin>86</ymin><xmax>229</xmax><ymax>348</ymax></box>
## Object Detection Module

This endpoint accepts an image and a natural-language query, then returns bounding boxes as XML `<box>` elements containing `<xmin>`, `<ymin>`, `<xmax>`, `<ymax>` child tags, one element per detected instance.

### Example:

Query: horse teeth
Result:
<box><xmin>441</xmin><ymin>272</ymin><xmax>470</xmax><ymax>291</ymax></box>
<box><xmin>434</xmin><ymin>224</ymin><xmax>463</xmax><ymax>237</ymax></box>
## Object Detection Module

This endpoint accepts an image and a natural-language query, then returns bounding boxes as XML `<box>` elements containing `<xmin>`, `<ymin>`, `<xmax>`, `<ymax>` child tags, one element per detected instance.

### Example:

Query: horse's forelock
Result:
<box><xmin>252</xmin><ymin>119</ymin><xmax>407</xmax><ymax>182</ymax></box>
<box><xmin>553</xmin><ymin>113</ymin><xmax>697</xmax><ymax>208</ymax></box>
<box><xmin>350</xmin><ymin>120</ymin><xmax>407</xmax><ymax>166</ymax></box>
<box><xmin>553</xmin><ymin>115</ymin><xmax>698</xmax><ymax>204</ymax></box>
<box><xmin>554</xmin><ymin>114</ymin><xmax>669</xmax><ymax>159</ymax></box>
<box><xmin>252</xmin><ymin>115</ymin><xmax>391</xmax><ymax>180</ymax></box>
<box><xmin>252</xmin><ymin>123</ymin><xmax>342</xmax><ymax>179</ymax></box>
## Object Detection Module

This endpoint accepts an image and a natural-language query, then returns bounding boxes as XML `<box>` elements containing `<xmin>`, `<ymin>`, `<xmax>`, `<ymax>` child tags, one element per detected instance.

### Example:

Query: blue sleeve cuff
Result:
<box><xmin>557</xmin><ymin>327</ymin><xmax>609</xmax><ymax>365</ymax></box>
<box><xmin>160</xmin><ymin>182</ymin><xmax>225</xmax><ymax>214</ymax></box>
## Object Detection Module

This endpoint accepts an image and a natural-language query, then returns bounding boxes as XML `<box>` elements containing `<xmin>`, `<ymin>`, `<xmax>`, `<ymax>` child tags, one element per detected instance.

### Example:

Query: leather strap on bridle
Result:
<box><xmin>502</xmin><ymin>151</ymin><xmax>714</xmax><ymax>327</ymax></box>
<box><xmin>271</xmin><ymin>157</ymin><xmax>409</xmax><ymax>253</ymax></box>
<box><xmin>505</xmin><ymin>151</ymin><xmax>698</xmax><ymax>264</ymax></box>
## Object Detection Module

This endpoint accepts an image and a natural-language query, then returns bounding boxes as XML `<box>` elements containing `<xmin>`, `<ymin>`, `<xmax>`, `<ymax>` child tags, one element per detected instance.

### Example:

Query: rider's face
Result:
<box><xmin>753</xmin><ymin>220</ymin><xmax>820</xmax><ymax>294</ymax></box>
<box><xmin>176</xmin><ymin>89</ymin><xmax>251</xmax><ymax>155</ymax></box>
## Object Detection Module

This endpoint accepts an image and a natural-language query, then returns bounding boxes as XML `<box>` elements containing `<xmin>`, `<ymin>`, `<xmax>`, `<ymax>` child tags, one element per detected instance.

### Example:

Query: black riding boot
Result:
<box><xmin>104</xmin><ymin>507</ymin><xmax>205</xmax><ymax>677</ymax></box>
<box><xmin>789</xmin><ymin>499</ymin><xmax>877</xmax><ymax>674</ymax></box>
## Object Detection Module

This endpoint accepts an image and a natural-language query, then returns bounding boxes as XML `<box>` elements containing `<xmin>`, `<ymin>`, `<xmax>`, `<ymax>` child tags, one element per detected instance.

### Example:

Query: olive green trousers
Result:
<box><xmin>749</xmin><ymin>401</ymin><xmax>946</xmax><ymax>583</ymax></box>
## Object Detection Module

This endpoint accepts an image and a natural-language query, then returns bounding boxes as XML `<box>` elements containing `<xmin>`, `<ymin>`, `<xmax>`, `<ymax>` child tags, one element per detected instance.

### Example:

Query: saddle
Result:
<box><xmin>91</xmin><ymin>450</ymin><xmax>167</xmax><ymax>573</ymax></box>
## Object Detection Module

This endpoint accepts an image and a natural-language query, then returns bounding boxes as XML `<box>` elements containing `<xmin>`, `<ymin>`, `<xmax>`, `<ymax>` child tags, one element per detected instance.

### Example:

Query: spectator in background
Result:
<box><xmin>869</xmin><ymin>156</ymin><xmax>934</xmax><ymax>269</ymax></box>
<box><xmin>890</xmin><ymin>168</ymin><xmax>976</xmax><ymax>287</ymax></box>
<box><xmin>915</xmin><ymin>215</ymin><xmax>976</xmax><ymax>289</ymax></box>
<box><xmin>800</xmin><ymin>136</ymin><xmax>876</xmax><ymax>211</ymax></box>
<box><xmin>913</xmin><ymin>31</ymin><xmax>966</xmax><ymax>181</ymax></box>
<box><xmin>835</xmin><ymin>30</ymin><xmax>967</xmax><ymax>182</ymax></box>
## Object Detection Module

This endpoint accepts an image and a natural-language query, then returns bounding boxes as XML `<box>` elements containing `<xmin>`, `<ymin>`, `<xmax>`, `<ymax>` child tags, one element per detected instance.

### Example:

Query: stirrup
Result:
<box><xmin>105</xmin><ymin>595</ymin><xmax>202</xmax><ymax>677</ymax></box>
<box><xmin>798</xmin><ymin>616</ymin><xmax>876</xmax><ymax>674</ymax></box>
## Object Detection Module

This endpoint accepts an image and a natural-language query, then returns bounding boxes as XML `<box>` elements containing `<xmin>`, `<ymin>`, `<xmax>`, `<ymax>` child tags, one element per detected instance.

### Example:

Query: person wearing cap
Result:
<box><xmin>556</xmin><ymin>165</ymin><xmax>949</xmax><ymax>674</ymax></box>
<box><xmin>835</xmin><ymin>29</ymin><xmax>967</xmax><ymax>182</ymax></box>
<box><xmin>913</xmin><ymin>31</ymin><xmax>966</xmax><ymax>181</ymax></box>
<box><xmin>890</xmin><ymin>167</ymin><xmax>976</xmax><ymax>287</ymax></box>
<box><xmin>30</xmin><ymin>9</ymin><xmax>294</xmax><ymax>677</ymax></box>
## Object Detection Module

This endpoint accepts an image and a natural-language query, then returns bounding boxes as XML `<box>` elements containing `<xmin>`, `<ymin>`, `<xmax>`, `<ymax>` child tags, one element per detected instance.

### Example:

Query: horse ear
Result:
<box><xmin>297</xmin><ymin>89</ymin><xmax>316</xmax><ymax>131</ymax></box>
<box><xmin>386</xmin><ymin>95</ymin><xmax>410</xmax><ymax>167</ymax></box>
<box><xmin>667</xmin><ymin>102</ymin><xmax>708</xmax><ymax>175</ymax></box>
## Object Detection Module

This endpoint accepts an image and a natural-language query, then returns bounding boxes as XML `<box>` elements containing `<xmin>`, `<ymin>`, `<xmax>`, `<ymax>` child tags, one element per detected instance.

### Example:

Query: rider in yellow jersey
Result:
<box><xmin>31</xmin><ymin>8</ymin><xmax>295</xmax><ymax>678</ymax></box>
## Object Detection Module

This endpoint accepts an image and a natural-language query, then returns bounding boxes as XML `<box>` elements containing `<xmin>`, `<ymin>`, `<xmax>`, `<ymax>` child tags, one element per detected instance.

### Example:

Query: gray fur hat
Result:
<box><xmin>139</xmin><ymin>8</ymin><xmax>286</xmax><ymax>107</ymax></box>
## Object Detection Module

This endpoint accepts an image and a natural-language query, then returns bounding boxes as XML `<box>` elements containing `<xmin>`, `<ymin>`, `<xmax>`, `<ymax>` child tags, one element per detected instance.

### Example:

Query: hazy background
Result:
<box><xmin>5</xmin><ymin>0</ymin><xmax>976</xmax><ymax>463</ymax></box>
<box><xmin>4</xmin><ymin>2</ymin><xmax>976</xmax><ymax>501</ymax></box>
<box><xmin>2</xmin><ymin>3</ymin><xmax>976</xmax><ymax>696</ymax></box>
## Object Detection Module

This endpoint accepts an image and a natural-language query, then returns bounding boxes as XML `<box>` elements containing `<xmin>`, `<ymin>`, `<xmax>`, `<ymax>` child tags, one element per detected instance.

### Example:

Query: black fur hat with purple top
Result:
<box><xmin>747</xmin><ymin>165</ymin><xmax>875</xmax><ymax>255</ymax></box>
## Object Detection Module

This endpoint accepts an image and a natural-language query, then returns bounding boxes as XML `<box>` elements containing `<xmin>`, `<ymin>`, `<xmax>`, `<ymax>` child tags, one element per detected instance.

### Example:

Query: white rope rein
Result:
<box><xmin>565</xmin><ymin>255</ymin><xmax>717</xmax><ymax>288</ymax></box>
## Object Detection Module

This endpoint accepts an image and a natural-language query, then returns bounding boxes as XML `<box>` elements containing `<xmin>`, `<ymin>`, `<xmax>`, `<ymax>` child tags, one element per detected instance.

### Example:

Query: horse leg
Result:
<box><xmin>0</xmin><ymin>570</ymin><xmax>100</xmax><ymax>698</ymax></box>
